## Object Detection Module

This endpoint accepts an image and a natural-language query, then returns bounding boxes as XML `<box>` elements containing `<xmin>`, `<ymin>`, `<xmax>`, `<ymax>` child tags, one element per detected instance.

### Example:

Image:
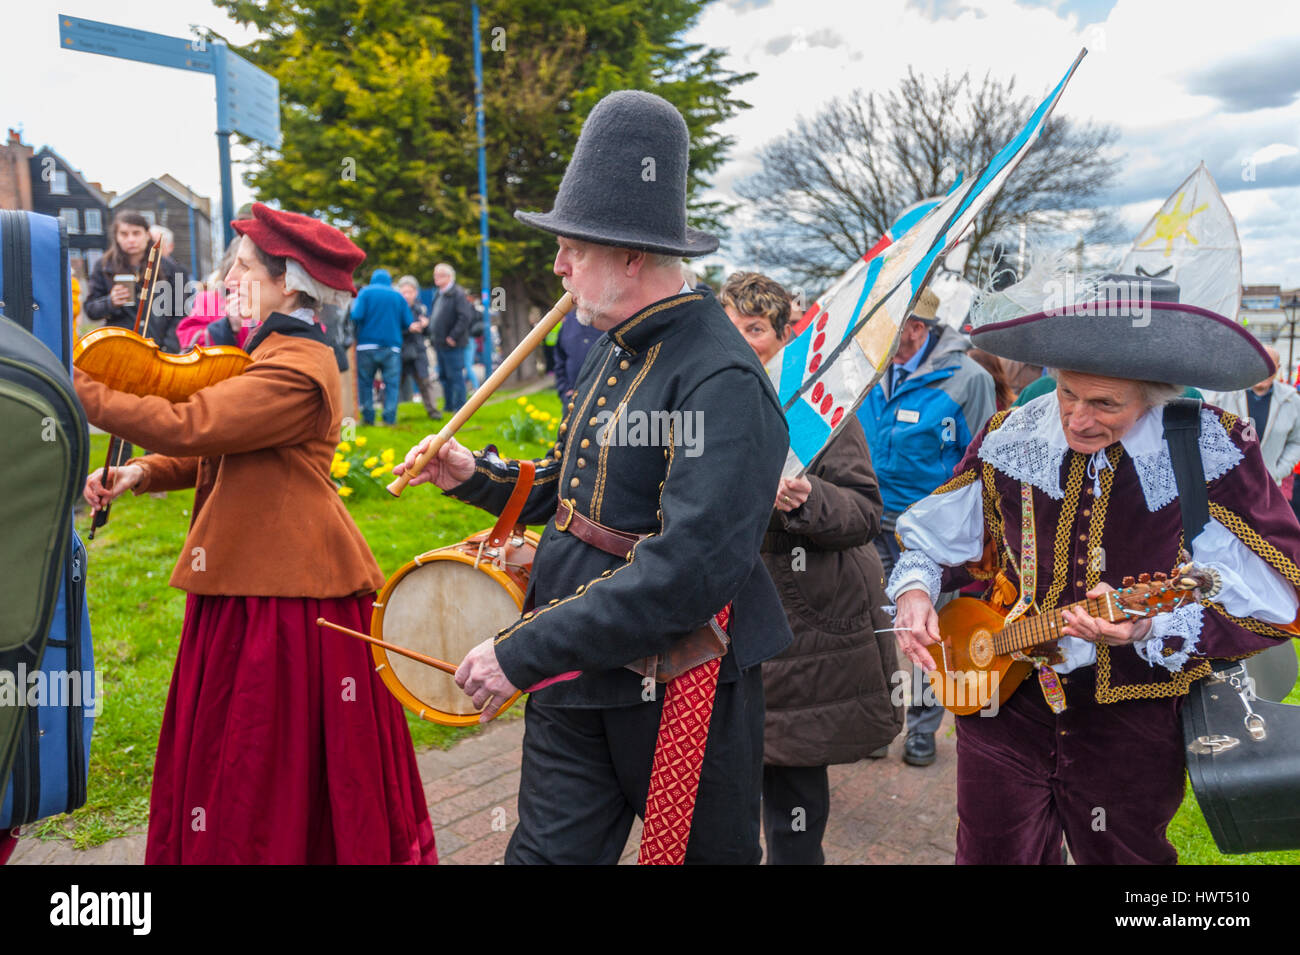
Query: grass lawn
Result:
<box><xmin>30</xmin><ymin>382</ymin><xmax>1300</xmax><ymax>864</ymax></box>
<box><xmin>35</xmin><ymin>384</ymin><xmax>562</xmax><ymax>848</ymax></box>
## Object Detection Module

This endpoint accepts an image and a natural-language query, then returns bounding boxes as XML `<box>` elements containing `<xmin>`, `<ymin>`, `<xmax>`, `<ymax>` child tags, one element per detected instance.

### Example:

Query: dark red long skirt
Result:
<box><xmin>146</xmin><ymin>593</ymin><xmax>437</xmax><ymax>865</ymax></box>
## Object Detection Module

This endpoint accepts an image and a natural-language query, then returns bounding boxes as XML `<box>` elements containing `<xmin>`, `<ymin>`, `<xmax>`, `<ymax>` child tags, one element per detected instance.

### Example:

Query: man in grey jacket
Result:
<box><xmin>1208</xmin><ymin>345</ymin><xmax>1300</xmax><ymax>487</ymax></box>
<box><xmin>429</xmin><ymin>262</ymin><xmax>476</xmax><ymax>412</ymax></box>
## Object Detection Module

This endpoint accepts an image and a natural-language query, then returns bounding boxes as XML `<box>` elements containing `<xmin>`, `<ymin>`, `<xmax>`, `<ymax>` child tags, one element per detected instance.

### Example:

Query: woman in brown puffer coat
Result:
<box><xmin>721</xmin><ymin>272</ymin><xmax>904</xmax><ymax>865</ymax></box>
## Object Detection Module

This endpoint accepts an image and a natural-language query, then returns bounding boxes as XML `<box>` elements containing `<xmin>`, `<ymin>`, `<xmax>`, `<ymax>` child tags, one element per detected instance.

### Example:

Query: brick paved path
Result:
<box><xmin>10</xmin><ymin>712</ymin><xmax>957</xmax><ymax>865</ymax></box>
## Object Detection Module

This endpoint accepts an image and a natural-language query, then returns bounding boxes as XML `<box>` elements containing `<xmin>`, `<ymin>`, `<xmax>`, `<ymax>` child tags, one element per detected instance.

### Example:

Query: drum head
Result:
<box><xmin>375</xmin><ymin>555</ymin><xmax>524</xmax><ymax>723</ymax></box>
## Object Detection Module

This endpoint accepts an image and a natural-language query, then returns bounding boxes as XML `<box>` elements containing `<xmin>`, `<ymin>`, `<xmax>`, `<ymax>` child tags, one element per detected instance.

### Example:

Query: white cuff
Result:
<box><xmin>887</xmin><ymin>550</ymin><xmax>943</xmax><ymax>605</ymax></box>
<box><xmin>1191</xmin><ymin>519</ymin><xmax>1298</xmax><ymax>624</ymax></box>
<box><xmin>1136</xmin><ymin>602</ymin><xmax>1204</xmax><ymax>673</ymax></box>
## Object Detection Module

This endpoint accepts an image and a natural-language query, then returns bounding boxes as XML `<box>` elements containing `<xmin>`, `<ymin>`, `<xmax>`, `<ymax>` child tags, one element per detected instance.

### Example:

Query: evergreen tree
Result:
<box><xmin>211</xmin><ymin>0</ymin><xmax>752</xmax><ymax>373</ymax></box>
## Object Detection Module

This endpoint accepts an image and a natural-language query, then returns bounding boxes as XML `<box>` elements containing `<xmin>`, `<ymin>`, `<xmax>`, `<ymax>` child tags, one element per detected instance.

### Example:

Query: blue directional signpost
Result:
<box><xmin>57</xmin><ymin>14</ymin><xmax>281</xmax><ymax>247</ymax></box>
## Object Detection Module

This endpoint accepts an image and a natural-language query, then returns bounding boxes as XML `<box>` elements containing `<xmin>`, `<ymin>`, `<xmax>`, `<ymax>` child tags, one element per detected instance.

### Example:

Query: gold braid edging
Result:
<box><xmin>1201</xmin><ymin>598</ymin><xmax>1296</xmax><ymax>641</ymax></box>
<box><xmin>1084</xmin><ymin>446</ymin><xmax>1123</xmax><ymax>591</ymax></box>
<box><xmin>1208</xmin><ymin>502</ymin><xmax>1300</xmax><ymax>588</ymax></box>
<box><xmin>1040</xmin><ymin>453</ymin><xmax>1087</xmax><ymax>612</ymax></box>
<box><xmin>932</xmin><ymin>468</ymin><xmax>978</xmax><ymax>495</ymax></box>
<box><xmin>592</xmin><ymin>342</ymin><xmax>660</xmax><ymax>522</ymax></box>
<box><xmin>1219</xmin><ymin>411</ymin><xmax>1239</xmax><ymax>434</ymax></box>
<box><xmin>1094</xmin><ymin>643</ymin><xmax>1212</xmax><ymax>702</ymax></box>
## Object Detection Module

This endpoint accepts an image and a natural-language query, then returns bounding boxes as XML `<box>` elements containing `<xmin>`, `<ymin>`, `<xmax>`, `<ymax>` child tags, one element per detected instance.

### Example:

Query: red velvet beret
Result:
<box><xmin>232</xmin><ymin>202</ymin><xmax>366</xmax><ymax>294</ymax></box>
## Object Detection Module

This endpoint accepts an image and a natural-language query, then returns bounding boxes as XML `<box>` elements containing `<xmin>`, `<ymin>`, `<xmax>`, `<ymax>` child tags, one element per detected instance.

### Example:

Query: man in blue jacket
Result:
<box><xmin>856</xmin><ymin>287</ymin><xmax>994</xmax><ymax>766</ymax></box>
<box><xmin>349</xmin><ymin>269</ymin><xmax>408</xmax><ymax>425</ymax></box>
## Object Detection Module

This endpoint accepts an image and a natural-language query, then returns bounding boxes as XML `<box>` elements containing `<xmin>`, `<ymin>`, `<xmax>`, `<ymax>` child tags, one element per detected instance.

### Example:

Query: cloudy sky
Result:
<box><xmin>3</xmin><ymin>0</ymin><xmax>1297</xmax><ymax>285</ymax></box>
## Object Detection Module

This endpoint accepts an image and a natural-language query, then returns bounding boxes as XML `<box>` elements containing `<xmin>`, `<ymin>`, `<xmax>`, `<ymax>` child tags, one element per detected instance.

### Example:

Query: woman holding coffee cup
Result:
<box><xmin>85</xmin><ymin>209</ymin><xmax>185</xmax><ymax>350</ymax></box>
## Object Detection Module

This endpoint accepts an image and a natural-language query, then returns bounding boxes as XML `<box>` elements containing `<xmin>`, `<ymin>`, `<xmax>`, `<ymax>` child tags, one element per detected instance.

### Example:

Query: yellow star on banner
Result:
<box><xmin>1137</xmin><ymin>191</ymin><xmax>1210</xmax><ymax>256</ymax></box>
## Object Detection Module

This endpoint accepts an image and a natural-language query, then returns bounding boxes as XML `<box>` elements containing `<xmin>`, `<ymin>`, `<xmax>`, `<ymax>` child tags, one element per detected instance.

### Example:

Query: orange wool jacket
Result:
<box><xmin>74</xmin><ymin>318</ymin><xmax>385</xmax><ymax>598</ymax></box>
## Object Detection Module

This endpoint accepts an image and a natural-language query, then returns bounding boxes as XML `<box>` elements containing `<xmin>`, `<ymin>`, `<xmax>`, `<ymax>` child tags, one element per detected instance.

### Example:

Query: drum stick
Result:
<box><xmin>387</xmin><ymin>291</ymin><xmax>574</xmax><ymax>497</ymax></box>
<box><xmin>316</xmin><ymin>617</ymin><xmax>458</xmax><ymax>675</ymax></box>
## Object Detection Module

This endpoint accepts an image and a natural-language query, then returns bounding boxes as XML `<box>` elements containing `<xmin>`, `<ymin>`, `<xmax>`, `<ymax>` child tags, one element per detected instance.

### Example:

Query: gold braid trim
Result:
<box><xmin>1040</xmin><ymin>453</ymin><xmax>1087</xmax><ymax>612</ymax></box>
<box><xmin>1208</xmin><ymin>501</ymin><xmax>1300</xmax><ymax>588</ymax></box>
<box><xmin>1094</xmin><ymin>643</ymin><xmax>1212</xmax><ymax>702</ymax></box>
<box><xmin>1201</xmin><ymin>597</ymin><xmax>1297</xmax><ymax>641</ymax></box>
<box><xmin>592</xmin><ymin>342</ymin><xmax>661</xmax><ymax>522</ymax></box>
<box><xmin>932</xmin><ymin>468</ymin><xmax>978</xmax><ymax>495</ymax></box>
<box><xmin>1084</xmin><ymin>445</ymin><xmax>1123</xmax><ymax>590</ymax></box>
<box><xmin>1219</xmin><ymin>411</ymin><xmax>1239</xmax><ymax>434</ymax></box>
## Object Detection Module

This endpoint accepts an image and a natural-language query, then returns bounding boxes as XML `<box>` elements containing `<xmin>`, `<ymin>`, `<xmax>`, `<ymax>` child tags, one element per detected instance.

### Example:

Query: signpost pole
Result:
<box><xmin>472</xmin><ymin>3</ymin><xmax>492</xmax><ymax>374</ymax></box>
<box><xmin>212</xmin><ymin>41</ymin><xmax>236</xmax><ymax>250</ymax></box>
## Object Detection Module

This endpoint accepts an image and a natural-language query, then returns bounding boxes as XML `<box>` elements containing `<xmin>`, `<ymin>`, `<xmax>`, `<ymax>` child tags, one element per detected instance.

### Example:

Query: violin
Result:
<box><xmin>79</xmin><ymin>241</ymin><xmax>251</xmax><ymax>536</ymax></box>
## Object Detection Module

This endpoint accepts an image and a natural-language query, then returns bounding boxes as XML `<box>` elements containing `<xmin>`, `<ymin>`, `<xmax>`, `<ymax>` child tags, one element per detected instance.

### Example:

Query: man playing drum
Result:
<box><xmin>889</xmin><ymin>272</ymin><xmax>1300</xmax><ymax>864</ymax></box>
<box><xmin>397</xmin><ymin>90</ymin><xmax>793</xmax><ymax>864</ymax></box>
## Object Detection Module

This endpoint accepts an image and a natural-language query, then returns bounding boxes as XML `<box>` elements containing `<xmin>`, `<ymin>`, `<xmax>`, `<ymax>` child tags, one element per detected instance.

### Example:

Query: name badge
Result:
<box><xmin>896</xmin><ymin>408</ymin><xmax>921</xmax><ymax>424</ymax></box>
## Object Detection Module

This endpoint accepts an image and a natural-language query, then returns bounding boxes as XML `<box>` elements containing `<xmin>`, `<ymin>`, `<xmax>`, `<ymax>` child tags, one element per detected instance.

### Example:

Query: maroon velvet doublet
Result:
<box><xmin>940</xmin><ymin>406</ymin><xmax>1300</xmax><ymax>864</ymax></box>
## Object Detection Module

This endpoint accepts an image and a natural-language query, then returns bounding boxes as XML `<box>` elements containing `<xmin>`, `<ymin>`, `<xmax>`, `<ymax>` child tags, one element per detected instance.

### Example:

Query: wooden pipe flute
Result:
<box><xmin>387</xmin><ymin>291</ymin><xmax>573</xmax><ymax>497</ymax></box>
<box><xmin>316</xmin><ymin>617</ymin><xmax>458</xmax><ymax>675</ymax></box>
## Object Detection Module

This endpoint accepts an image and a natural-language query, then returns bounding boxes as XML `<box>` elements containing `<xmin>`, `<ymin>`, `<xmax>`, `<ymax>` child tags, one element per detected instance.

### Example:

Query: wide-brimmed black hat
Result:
<box><xmin>514</xmin><ymin>90</ymin><xmax>718</xmax><ymax>258</ymax></box>
<box><xmin>971</xmin><ymin>273</ymin><xmax>1272</xmax><ymax>391</ymax></box>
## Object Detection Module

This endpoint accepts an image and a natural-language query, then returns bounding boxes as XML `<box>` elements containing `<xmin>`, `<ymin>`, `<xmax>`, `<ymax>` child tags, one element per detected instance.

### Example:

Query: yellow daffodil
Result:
<box><xmin>363</xmin><ymin>455</ymin><xmax>379</xmax><ymax>469</ymax></box>
<box><xmin>338</xmin><ymin>486</ymin><xmax>353</xmax><ymax>497</ymax></box>
<box><xmin>380</xmin><ymin>448</ymin><xmax>395</xmax><ymax>464</ymax></box>
<box><xmin>517</xmin><ymin>396</ymin><xmax>528</xmax><ymax>405</ymax></box>
<box><xmin>335</xmin><ymin>461</ymin><xmax>351</xmax><ymax>477</ymax></box>
<box><xmin>369</xmin><ymin>466</ymin><xmax>386</xmax><ymax>478</ymax></box>
<box><xmin>355</xmin><ymin>435</ymin><xmax>368</xmax><ymax>447</ymax></box>
<box><xmin>337</xmin><ymin>441</ymin><xmax>351</xmax><ymax>453</ymax></box>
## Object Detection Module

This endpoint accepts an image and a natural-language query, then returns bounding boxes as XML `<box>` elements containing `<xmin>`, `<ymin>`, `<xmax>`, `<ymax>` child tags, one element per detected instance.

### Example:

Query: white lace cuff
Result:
<box><xmin>1136</xmin><ymin>602</ymin><xmax>1204</xmax><ymax>673</ymax></box>
<box><xmin>886</xmin><ymin>550</ymin><xmax>943</xmax><ymax>605</ymax></box>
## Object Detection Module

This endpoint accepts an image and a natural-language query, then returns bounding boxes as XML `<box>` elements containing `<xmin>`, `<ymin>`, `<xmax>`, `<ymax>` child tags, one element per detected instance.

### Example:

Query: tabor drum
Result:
<box><xmin>370</xmin><ymin>529</ymin><xmax>538</xmax><ymax>726</ymax></box>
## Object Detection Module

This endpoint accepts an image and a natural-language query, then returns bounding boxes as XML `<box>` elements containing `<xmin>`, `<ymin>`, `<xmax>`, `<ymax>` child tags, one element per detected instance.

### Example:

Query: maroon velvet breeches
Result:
<box><xmin>955</xmin><ymin>666</ymin><xmax>1185</xmax><ymax>864</ymax></box>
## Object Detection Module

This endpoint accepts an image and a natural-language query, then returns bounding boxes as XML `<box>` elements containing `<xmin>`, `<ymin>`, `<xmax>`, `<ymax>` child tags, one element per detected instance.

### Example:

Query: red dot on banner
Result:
<box><xmin>811</xmin><ymin>382</ymin><xmax>824</xmax><ymax>403</ymax></box>
<box><xmin>813</xmin><ymin>332</ymin><xmax>825</xmax><ymax>351</ymax></box>
<box><xmin>816</xmin><ymin>311</ymin><xmax>829</xmax><ymax>332</ymax></box>
<box><xmin>831</xmin><ymin>407</ymin><xmax>844</xmax><ymax>427</ymax></box>
<box><xmin>820</xmin><ymin>393</ymin><xmax>833</xmax><ymax>415</ymax></box>
<box><xmin>809</xmin><ymin>353</ymin><xmax>822</xmax><ymax>373</ymax></box>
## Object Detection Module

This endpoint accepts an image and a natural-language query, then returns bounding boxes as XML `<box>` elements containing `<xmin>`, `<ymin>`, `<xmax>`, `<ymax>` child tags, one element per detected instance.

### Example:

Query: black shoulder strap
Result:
<box><xmin>1162</xmin><ymin>397</ymin><xmax>1209</xmax><ymax>547</ymax></box>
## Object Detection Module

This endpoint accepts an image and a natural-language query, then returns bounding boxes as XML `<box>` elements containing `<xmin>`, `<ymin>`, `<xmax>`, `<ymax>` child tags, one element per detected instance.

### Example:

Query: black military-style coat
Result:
<box><xmin>447</xmin><ymin>288</ymin><xmax>794</xmax><ymax>707</ymax></box>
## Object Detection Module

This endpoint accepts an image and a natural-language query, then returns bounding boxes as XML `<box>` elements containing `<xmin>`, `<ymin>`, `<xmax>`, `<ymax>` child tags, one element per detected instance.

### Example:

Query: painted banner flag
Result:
<box><xmin>767</xmin><ymin>49</ymin><xmax>1088</xmax><ymax>478</ymax></box>
<box><xmin>1119</xmin><ymin>161</ymin><xmax>1242</xmax><ymax>322</ymax></box>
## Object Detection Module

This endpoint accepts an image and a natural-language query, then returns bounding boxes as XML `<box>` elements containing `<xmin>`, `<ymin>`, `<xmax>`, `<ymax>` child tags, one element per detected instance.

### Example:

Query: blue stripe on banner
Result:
<box><xmin>786</xmin><ymin>397</ymin><xmax>832</xmax><ymax>466</ymax></box>
<box><xmin>778</xmin><ymin>316</ymin><xmax>813</xmax><ymax>403</ymax></box>
<box><xmin>949</xmin><ymin>64</ymin><xmax>1073</xmax><ymax>226</ymax></box>
<box><xmin>889</xmin><ymin>199</ymin><xmax>940</xmax><ymax>239</ymax></box>
<box><xmin>845</xmin><ymin>255</ymin><xmax>885</xmax><ymax>342</ymax></box>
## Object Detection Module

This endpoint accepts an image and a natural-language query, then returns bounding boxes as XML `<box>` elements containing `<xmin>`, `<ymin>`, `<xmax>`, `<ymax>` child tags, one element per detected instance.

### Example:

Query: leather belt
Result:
<box><xmin>554</xmin><ymin>496</ymin><xmax>647</xmax><ymax>559</ymax></box>
<box><xmin>553</xmin><ymin>495</ymin><xmax>730</xmax><ymax>682</ymax></box>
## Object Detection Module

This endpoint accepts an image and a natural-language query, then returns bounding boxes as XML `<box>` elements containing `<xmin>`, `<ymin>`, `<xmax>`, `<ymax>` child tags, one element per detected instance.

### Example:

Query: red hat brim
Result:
<box><xmin>232</xmin><ymin>203</ymin><xmax>365</xmax><ymax>295</ymax></box>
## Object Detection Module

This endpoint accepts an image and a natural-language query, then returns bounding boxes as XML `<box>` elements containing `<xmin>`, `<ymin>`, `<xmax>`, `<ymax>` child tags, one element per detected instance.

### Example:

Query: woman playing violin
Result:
<box><xmin>74</xmin><ymin>204</ymin><xmax>437</xmax><ymax>865</ymax></box>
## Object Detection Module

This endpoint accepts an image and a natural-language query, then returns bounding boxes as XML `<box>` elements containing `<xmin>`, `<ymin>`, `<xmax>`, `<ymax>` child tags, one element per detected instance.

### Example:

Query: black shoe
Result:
<box><xmin>903</xmin><ymin>732</ymin><xmax>936</xmax><ymax>767</ymax></box>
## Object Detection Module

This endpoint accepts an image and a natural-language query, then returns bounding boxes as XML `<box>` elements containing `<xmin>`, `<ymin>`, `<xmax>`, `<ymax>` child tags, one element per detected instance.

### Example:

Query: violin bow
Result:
<box><xmin>88</xmin><ymin>241</ymin><xmax>163</xmax><ymax>539</ymax></box>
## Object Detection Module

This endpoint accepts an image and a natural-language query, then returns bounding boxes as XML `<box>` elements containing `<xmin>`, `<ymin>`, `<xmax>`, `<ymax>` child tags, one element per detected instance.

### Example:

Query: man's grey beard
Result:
<box><xmin>575</xmin><ymin>306</ymin><xmax>594</xmax><ymax>327</ymax></box>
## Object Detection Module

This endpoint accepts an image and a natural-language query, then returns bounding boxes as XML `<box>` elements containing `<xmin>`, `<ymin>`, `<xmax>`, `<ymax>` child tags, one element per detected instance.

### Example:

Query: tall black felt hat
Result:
<box><xmin>514</xmin><ymin>90</ymin><xmax>718</xmax><ymax>258</ymax></box>
<box><xmin>971</xmin><ymin>273</ymin><xmax>1273</xmax><ymax>391</ymax></box>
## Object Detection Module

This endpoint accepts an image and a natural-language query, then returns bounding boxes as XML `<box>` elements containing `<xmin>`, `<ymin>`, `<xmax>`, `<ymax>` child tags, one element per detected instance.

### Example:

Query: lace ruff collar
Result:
<box><xmin>978</xmin><ymin>390</ymin><xmax>1242</xmax><ymax>511</ymax></box>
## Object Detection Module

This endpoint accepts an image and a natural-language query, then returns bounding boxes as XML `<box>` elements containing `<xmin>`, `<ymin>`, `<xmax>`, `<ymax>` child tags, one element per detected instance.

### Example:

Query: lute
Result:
<box><xmin>928</xmin><ymin>567</ymin><xmax>1218</xmax><ymax>715</ymax></box>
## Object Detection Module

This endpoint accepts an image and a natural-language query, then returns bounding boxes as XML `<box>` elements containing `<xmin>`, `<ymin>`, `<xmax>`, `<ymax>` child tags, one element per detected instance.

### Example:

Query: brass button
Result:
<box><xmin>570</xmin><ymin>477</ymin><xmax>580</xmax><ymax>488</ymax></box>
<box><xmin>600</xmin><ymin>570</ymin><xmax>613</xmax><ymax>578</ymax></box>
<box><xmin>580</xmin><ymin>438</ymin><xmax>590</xmax><ymax>449</ymax></box>
<box><xmin>577</xmin><ymin>458</ymin><xmax>587</xmax><ymax>468</ymax></box>
<box><xmin>619</xmin><ymin>360</ymin><xmax>630</xmax><ymax>370</ymax></box>
<box><xmin>1059</xmin><ymin>730</ymin><xmax>1067</xmax><ymax>736</ymax></box>
<box><xmin>567</xmin><ymin>401</ymin><xmax>575</xmax><ymax>411</ymax></box>
<box><xmin>596</xmin><ymin>396</ymin><xmax>606</xmax><ymax>407</ymax></box>
<box><xmin>1085</xmin><ymin>487</ymin><xmax>1094</xmax><ymax>496</ymax></box>
<box><xmin>575</xmin><ymin>584</ymin><xmax>586</xmax><ymax>594</ymax></box>
<box><xmin>663</xmin><ymin>449</ymin><xmax>669</xmax><ymax>459</ymax></box>
<box><xmin>1076</xmin><ymin>557</ymin><xmax>1085</xmax><ymax>566</ymax></box>
<box><xmin>1081</xmin><ymin>508</ymin><xmax>1090</xmax><ymax>517</ymax></box>
<box><xmin>559</xmin><ymin>423</ymin><xmax>567</xmax><ymax>434</ymax></box>
<box><xmin>1075</xmin><ymin>579</ymin><xmax>1084</xmax><ymax>588</ymax></box>
<box><xmin>549</xmin><ymin>598</ymin><xmax>558</xmax><ymax>605</ymax></box>
<box><xmin>607</xmin><ymin>376</ymin><xmax>617</xmax><ymax>386</ymax></box>
<box><xmin>1078</xmin><ymin>533</ymin><xmax>1087</xmax><ymax>542</ymax></box>
<box><xmin>589</xmin><ymin>417</ymin><xmax>598</xmax><ymax>426</ymax></box>
<box><xmin>659</xmin><ymin>481</ymin><xmax>665</xmax><ymax>490</ymax></box>
<box><xmin>523</xmin><ymin>611</ymin><xmax>535</xmax><ymax>620</ymax></box>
